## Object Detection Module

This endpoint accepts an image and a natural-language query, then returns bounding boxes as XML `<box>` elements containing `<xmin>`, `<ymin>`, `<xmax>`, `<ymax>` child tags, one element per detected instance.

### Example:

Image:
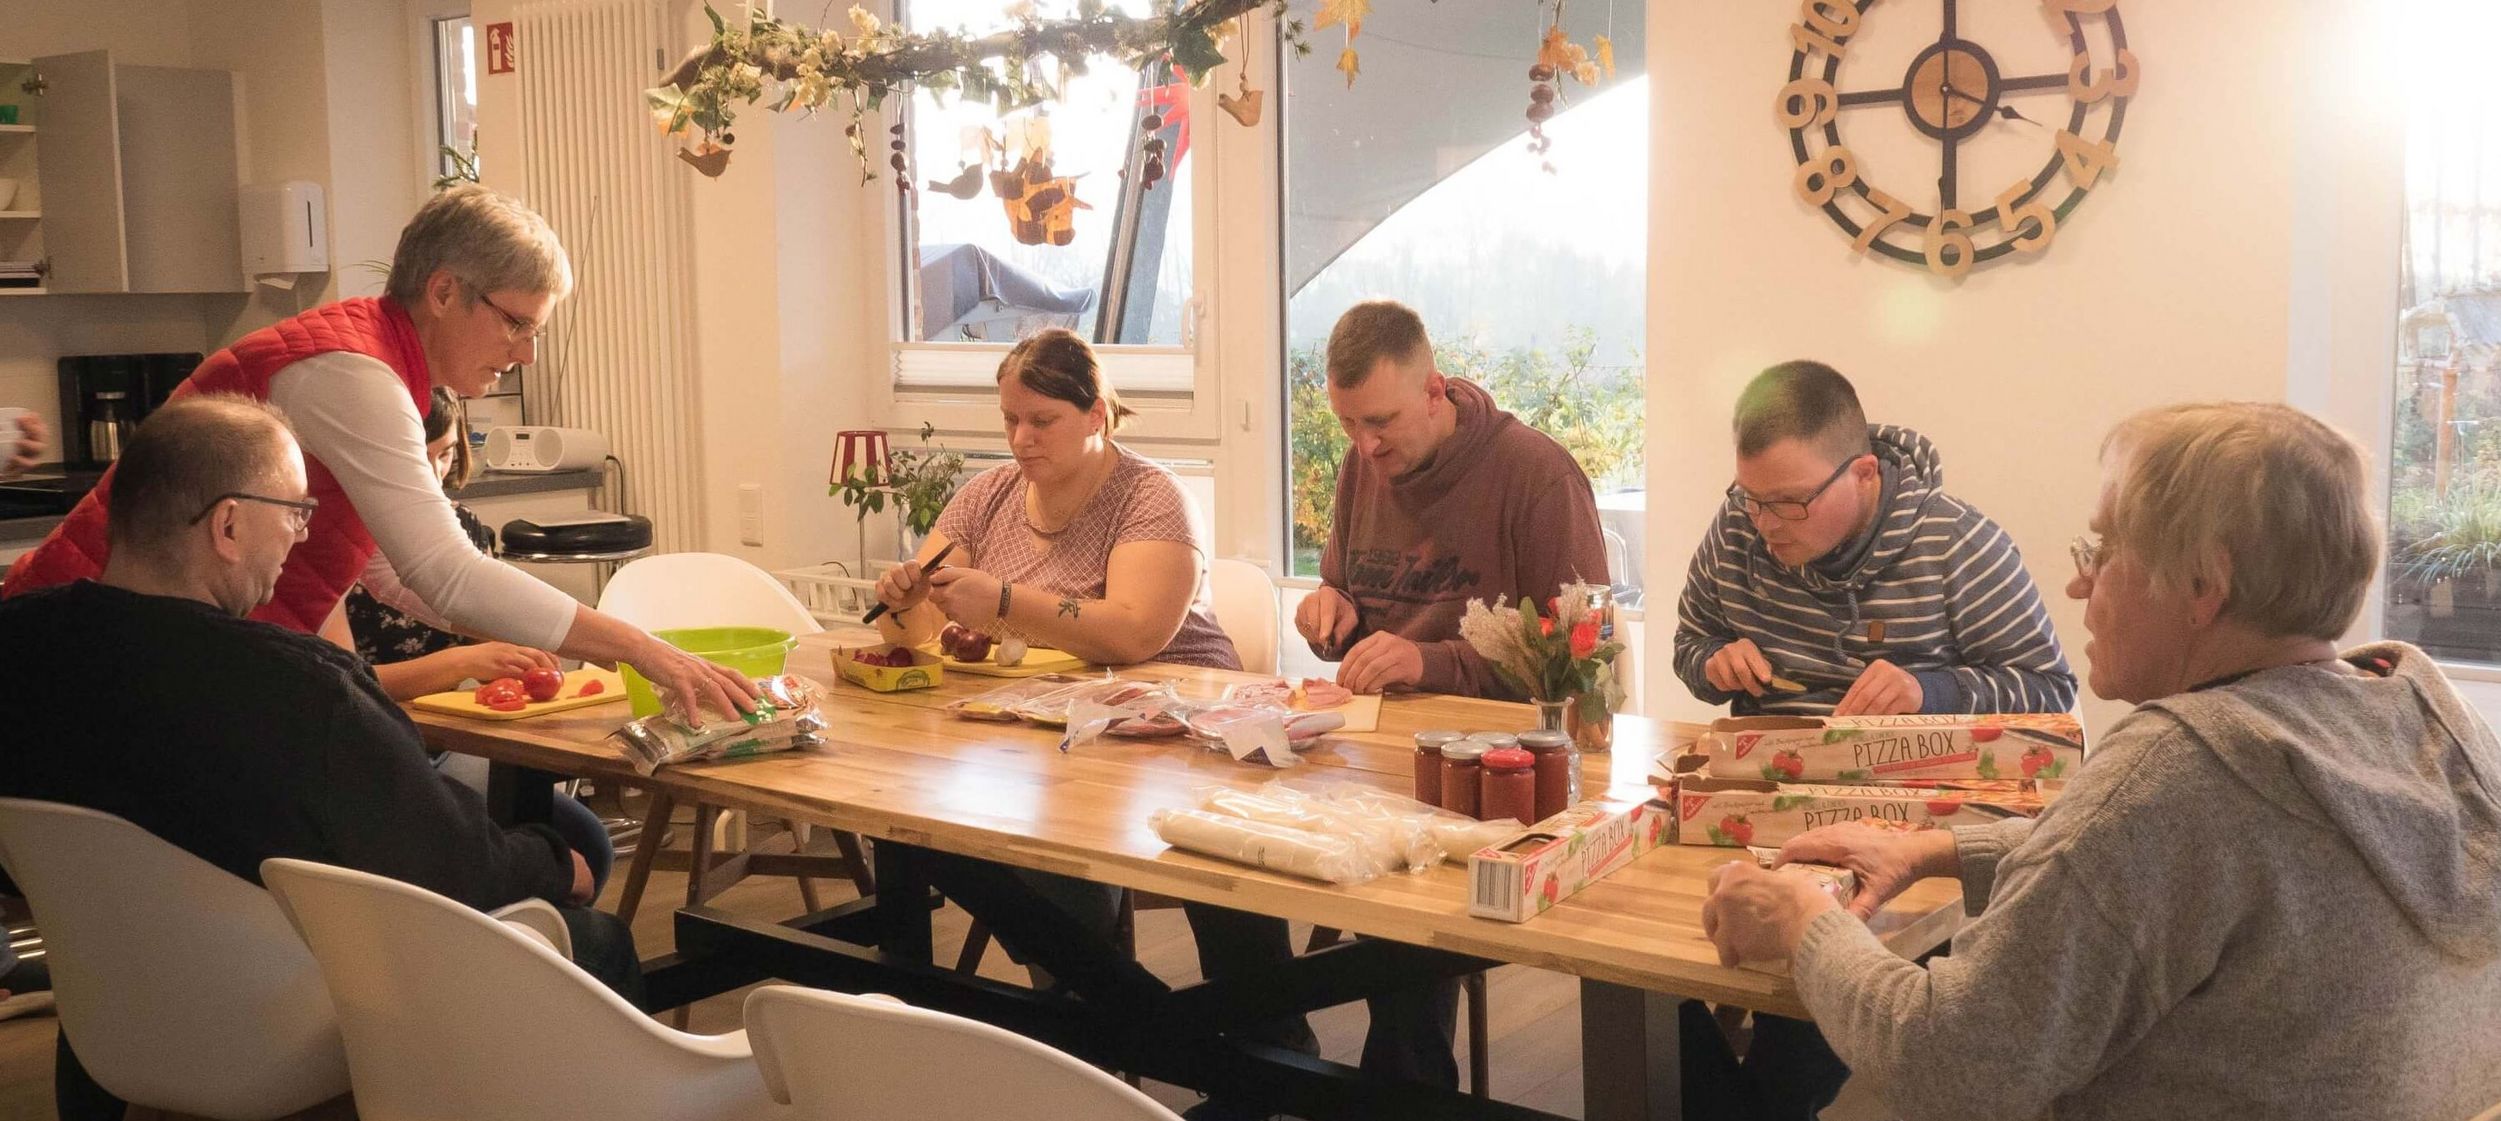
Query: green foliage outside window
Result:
<box><xmin>1286</xmin><ymin>327</ymin><xmax>1644</xmax><ymax>575</ymax></box>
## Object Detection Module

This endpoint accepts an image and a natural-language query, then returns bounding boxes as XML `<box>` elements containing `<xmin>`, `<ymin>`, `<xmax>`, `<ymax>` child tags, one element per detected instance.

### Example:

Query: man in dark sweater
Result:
<box><xmin>0</xmin><ymin>395</ymin><xmax>635</xmax><ymax>1120</ymax></box>
<box><xmin>1298</xmin><ymin>300</ymin><xmax>1611</xmax><ymax>698</ymax></box>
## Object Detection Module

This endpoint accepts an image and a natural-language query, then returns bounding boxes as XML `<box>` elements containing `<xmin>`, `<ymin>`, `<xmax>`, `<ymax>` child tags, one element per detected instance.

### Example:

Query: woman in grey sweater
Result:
<box><xmin>1702</xmin><ymin>402</ymin><xmax>2501</xmax><ymax>1121</ymax></box>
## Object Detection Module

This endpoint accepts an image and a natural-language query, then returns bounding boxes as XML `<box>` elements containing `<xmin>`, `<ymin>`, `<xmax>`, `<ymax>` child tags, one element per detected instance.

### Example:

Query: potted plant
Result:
<box><xmin>833</xmin><ymin>422</ymin><xmax>965</xmax><ymax>557</ymax></box>
<box><xmin>2397</xmin><ymin>477</ymin><xmax>2501</xmax><ymax>658</ymax></box>
<box><xmin>1457</xmin><ymin>581</ymin><xmax>1627</xmax><ymax>752</ymax></box>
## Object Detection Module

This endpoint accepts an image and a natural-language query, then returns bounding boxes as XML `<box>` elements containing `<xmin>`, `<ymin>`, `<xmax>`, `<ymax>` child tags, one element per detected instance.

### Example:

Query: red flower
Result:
<box><xmin>1540</xmin><ymin>616</ymin><xmax>1556</xmax><ymax>637</ymax></box>
<box><xmin>1569</xmin><ymin>619</ymin><xmax>1600</xmax><ymax>659</ymax></box>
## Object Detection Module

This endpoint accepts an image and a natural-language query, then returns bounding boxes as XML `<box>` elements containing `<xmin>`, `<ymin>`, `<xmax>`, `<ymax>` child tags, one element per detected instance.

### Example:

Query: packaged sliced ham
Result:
<box><xmin>945</xmin><ymin>674</ymin><xmax>1087</xmax><ymax>721</ymax></box>
<box><xmin>610</xmin><ymin>674</ymin><xmax>826</xmax><ymax>776</ymax></box>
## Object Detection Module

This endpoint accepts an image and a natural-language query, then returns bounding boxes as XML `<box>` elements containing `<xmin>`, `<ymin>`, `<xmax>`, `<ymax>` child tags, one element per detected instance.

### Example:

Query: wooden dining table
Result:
<box><xmin>412</xmin><ymin>632</ymin><xmax>1964</xmax><ymax>1121</ymax></box>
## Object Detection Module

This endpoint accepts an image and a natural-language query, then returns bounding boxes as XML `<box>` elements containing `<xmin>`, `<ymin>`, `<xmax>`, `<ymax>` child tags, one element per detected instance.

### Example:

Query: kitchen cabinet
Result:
<box><xmin>33</xmin><ymin>50</ymin><xmax>243</xmax><ymax>294</ymax></box>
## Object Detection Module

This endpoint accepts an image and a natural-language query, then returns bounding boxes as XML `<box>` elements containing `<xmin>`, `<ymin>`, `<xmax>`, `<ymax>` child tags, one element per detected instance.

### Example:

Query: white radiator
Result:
<box><xmin>514</xmin><ymin>0</ymin><xmax>705</xmax><ymax>552</ymax></box>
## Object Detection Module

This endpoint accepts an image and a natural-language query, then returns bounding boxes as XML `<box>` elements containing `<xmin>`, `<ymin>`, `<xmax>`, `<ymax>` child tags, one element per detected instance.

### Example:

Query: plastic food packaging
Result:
<box><xmin>1011</xmin><ymin>676</ymin><xmax>1166</xmax><ymax>727</ymax></box>
<box><xmin>1059</xmin><ymin>683</ymin><xmax>1193</xmax><ymax>751</ymax></box>
<box><xmin>1148</xmin><ymin>808</ymin><xmax>1376</xmax><ymax>885</ymax></box>
<box><xmin>945</xmin><ymin>674</ymin><xmax>1086</xmax><ymax>721</ymax></box>
<box><xmin>1190</xmin><ymin>782</ymin><xmax>1526</xmax><ymax>875</ymax></box>
<box><xmin>1183</xmin><ymin>704</ymin><xmax>1344</xmax><ymax>767</ymax></box>
<box><xmin>610</xmin><ymin>674</ymin><xmax>826</xmax><ymax>776</ymax></box>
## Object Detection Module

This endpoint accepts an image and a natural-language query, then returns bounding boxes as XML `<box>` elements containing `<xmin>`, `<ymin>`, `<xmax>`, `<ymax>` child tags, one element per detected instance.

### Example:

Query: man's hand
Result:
<box><xmin>3</xmin><ymin>414</ymin><xmax>45</xmax><ymax>478</ymax></box>
<box><xmin>566</xmin><ymin>851</ymin><xmax>596</xmax><ymax>906</ymax></box>
<box><xmin>1833</xmin><ymin>658</ymin><xmax>1922</xmax><ymax>716</ymax></box>
<box><xmin>1775</xmin><ymin>821</ymin><xmax>1961</xmax><ymax>920</ymax></box>
<box><xmin>1295</xmin><ymin>585</ymin><xmax>1359</xmax><ymax>656</ymax></box>
<box><xmin>925</xmin><ymin>566</ymin><xmax>1007</xmax><ymax>627</ymax></box>
<box><xmin>447</xmin><ymin>642</ymin><xmax>559</xmax><ymax>684</ymax></box>
<box><xmin>629</xmin><ymin>636</ymin><xmax>760</xmax><ymax>725</ymax></box>
<box><xmin>1703</xmin><ymin>638</ymin><xmax>1774</xmax><ymax>697</ymax></box>
<box><xmin>1701</xmin><ymin>860</ymin><xmax>1840</xmax><ymax>967</ymax></box>
<box><xmin>1336</xmin><ymin>631</ymin><xmax>1424</xmax><ymax>695</ymax></box>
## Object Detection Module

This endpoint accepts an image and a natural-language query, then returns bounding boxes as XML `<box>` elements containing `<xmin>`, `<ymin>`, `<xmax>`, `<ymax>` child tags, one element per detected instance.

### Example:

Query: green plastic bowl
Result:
<box><xmin>621</xmin><ymin>626</ymin><xmax>798</xmax><ymax>718</ymax></box>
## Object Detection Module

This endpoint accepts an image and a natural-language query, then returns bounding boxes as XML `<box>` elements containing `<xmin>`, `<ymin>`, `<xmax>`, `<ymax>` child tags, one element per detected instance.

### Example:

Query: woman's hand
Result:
<box><xmin>1775</xmin><ymin>822</ymin><xmax>1961</xmax><ymax>920</ymax></box>
<box><xmin>1701</xmin><ymin>860</ymin><xmax>1841</xmax><ymax>966</ymax></box>
<box><xmin>627</xmin><ymin>637</ymin><xmax>760</xmax><ymax>725</ymax></box>
<box><xmin>445</xmin><ymin>642</ymin><xmax>558</xmax><ymax>684</ymax></box>
<box><xmin>876</xmin><ymin>560</ymin><xmax>935</xmax><ymax>614</ymax></box>
<box><xmin>926</xmin><ymin>566</ymin><xmax>1006</xmax><ymax>628</ymax></box>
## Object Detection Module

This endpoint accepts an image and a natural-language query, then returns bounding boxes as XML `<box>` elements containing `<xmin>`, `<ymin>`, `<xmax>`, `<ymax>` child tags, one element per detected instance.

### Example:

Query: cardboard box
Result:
<box><xmin>1668</xmin><ymin>772</ymin><xmax>2038</xmax><ymax>849</ymax></box>
<box><xmin>831</xmin><ymin>644</ymin><xmax>945</xmax><ymax>692</ymax></box>
<box><xmin>1707</xmin><ymin>713</ymin><xmax>2084</xmax><ymax>784</ymax></box>
<box><xmin>1467</xmin><ymin>795</ymin><xmax>1671</xmax><ymax>923</ymax></box>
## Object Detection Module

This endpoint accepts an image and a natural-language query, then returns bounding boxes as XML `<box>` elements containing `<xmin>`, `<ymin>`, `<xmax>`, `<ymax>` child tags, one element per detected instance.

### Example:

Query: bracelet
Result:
<box><xmin>998</xmin><ymin>580</ymin><xmax>1013</xmax><ymax>624</ymax></box>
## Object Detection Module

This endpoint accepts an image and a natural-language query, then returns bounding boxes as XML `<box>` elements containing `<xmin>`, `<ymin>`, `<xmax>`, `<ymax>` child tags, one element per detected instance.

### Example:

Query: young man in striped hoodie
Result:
<box><xmin>1671</xmin><ymin>360</ymin><xmax>2075</xmax><ymax>1120</ymax></box>
<box><xmin>1675</xmin><ymin>360</ymin><xmax>2076</xmax><ymax>717</ymax></box>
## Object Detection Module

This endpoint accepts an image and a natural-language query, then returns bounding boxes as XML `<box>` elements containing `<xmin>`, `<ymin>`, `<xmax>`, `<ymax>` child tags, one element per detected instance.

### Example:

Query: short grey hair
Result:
<box><xmin>2100</xmin><ymin>402</ymin><xmax>2380</xmax><ymax>641</ymax></box>
<box><xmin>384</xmin><ymin>184</ymin><xmax>573</xmax><ymax>303</ymax></box>
<box><xmin>1733</xmin><ymin>360</ymin><xmax>1873</xmax><ymax>466</ymax></box>
<box><xmin>1325</xmin><ymin>300</ymin><xmax>1432</xmax><ymax>388</ymax></box>
<box><xmin>106</xmin><ymin>394</ymin><xmax>297</xmax><ymax>558</ymax></box>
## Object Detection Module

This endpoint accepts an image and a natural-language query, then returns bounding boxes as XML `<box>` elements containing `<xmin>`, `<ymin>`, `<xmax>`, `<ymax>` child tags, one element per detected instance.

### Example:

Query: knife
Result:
<box><xmin>861</xmin><ymin>541</ymin><xmax>958</xmax><ymax>625</ymax></box>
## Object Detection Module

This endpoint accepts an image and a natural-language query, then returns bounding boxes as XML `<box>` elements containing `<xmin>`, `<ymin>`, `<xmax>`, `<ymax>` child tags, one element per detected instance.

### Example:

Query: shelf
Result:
<box><xmin>0</xmin><ymin>288</ymin><xmax>46</xmax><ymax>296</ymax></box>
<box><xmin>0</xmin><ymin>211</ymin><xmax>36</xmax><ymax>219</ymax></box>
<box><xmin>0</xmin><ymin>126</ymin><xmax>30</xmax><ymax>135</ymax></box>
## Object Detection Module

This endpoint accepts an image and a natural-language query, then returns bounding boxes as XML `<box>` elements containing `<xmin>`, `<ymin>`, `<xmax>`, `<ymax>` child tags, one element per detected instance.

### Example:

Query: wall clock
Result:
<box><xmin>1776</xmin><ymin>0</ymin><xmax>2136</xmax><ymax>278</ymax></box>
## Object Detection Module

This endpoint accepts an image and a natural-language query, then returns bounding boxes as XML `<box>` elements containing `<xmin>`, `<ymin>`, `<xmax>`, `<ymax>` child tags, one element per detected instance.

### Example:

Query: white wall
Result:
<box><xmin>1640</xmin><ymin>0</ymin><xmax>2405</xmax><ymax>733</ymax></box>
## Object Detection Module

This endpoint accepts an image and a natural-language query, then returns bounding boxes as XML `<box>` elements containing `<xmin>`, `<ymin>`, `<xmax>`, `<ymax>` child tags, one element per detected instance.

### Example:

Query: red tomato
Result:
<box><xmin>522</xmin><ymin>667</ymin><xmax>564</xmax><ymax>703</ymax></box>
<box><xmin>576</xmin><ymin>679</ymin><xmax>606</xmax><ymax>697</ymax></box>
<box><xmin>487</xmin><ymin>676</ymin><xmax>525</xmax><ymax>696</ymax></box>
<box><xmin>485</xmin><ymin>696</ymin><xmax>529</xmax><ymax>712</ymax></box>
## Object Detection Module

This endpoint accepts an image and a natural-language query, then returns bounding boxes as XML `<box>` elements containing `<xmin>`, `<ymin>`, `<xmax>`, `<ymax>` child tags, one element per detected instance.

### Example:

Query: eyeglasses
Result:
<box><xmin>189</xmin><ymin>492</ymin><xmax>320</xmax><ymax>534</ymax></box>
<box><xmin>1727</xmin><ymin>457</ymin><xmax>1858</xmax><ymax>522</ymax></box>
<box><xmin>472</xmin><ymin>289</ymin><xmax>548</xmax><ymax>343</ymax></box>
<box><xmin>2070</xmin><ymin>535</ymin><xmax>2102</xmax><ymax>581</ymax></box>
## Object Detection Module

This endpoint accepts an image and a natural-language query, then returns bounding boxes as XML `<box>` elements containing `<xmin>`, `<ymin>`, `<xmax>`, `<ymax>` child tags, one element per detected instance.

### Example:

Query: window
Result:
<box><xmin>432</xmin><ymin>16</ymin><xmax>479</xmax><ymax>180</ymax></box>
<box><xmin>2385</xmin><ymin>0</ymin><xmax>2501</xmax><ymax>665</ymax></box>
<box><xmin>1280</xmin><ymin>0</ymin><xmax>1647</xmax><ymax>599</ymax></box>
<box><xmin>896</xmin><ymin>0</ymin><xmax>1193</xmax><ymax>350</ymax></box>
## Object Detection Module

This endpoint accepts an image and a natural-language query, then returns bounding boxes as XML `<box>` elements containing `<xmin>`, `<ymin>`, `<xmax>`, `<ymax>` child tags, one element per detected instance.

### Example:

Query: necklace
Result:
<box><xmin>1023</xmin><ymin>444</ymin><xmax>1115</xmax><ymax>538</ymax></box>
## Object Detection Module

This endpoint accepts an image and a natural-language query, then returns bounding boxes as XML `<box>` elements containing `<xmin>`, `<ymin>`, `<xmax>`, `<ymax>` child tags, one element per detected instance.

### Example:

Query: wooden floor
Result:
<box><xmin>0</xmin><ymin>808</ymin><xmax>1896</xmax><ymax>1121</ymax></box>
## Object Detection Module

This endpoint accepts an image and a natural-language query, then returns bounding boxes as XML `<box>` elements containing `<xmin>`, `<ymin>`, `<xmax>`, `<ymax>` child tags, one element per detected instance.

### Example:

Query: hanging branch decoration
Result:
<box><xmin>645</xmin><ymin>1</ymin><xmax>1614</xmax><ymax>182</ymax></box>
<box><xmin>1311</xmin><ymin>0</ymin><xmax>1368</xmax><ymax>87</ymax></box>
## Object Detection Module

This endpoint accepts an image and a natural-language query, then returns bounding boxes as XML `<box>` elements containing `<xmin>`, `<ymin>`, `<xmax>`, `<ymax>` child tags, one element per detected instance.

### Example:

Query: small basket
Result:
<box><xmin>831</xmin><ymin>644</ymin><xmax>944</xmax><ymax>692</ymax></box>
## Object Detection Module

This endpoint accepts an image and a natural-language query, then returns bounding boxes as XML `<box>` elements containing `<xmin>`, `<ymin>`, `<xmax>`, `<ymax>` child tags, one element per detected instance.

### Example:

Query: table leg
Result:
<box><xmin>1580</xmin><ymin>979</ymin><xmax>1680</xmax><ymax>1121</ymax></box>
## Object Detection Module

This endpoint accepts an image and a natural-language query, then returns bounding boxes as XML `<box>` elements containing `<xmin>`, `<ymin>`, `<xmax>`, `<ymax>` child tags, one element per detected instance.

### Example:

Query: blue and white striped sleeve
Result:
<box><xmin>1674</xmin><ymin>516</ymin><xmax>1741</xmax><ymax>705</ymax></box>
<box><xmin>1919</xmin><ymin>512</ymin><xmax>2077</xmax><ymax>714</ymax></box>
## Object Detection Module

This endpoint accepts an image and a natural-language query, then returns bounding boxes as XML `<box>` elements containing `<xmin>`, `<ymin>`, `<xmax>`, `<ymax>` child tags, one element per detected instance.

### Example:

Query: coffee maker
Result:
<box><xmin>57</xmin><ymin>353</ymin><xmax>198</xmax><ymax>470</ymax></box>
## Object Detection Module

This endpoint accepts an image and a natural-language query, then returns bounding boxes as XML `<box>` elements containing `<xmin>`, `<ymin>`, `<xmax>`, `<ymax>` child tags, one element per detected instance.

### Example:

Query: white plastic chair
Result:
<box><xmin>744</xmin><ymin>984</ymin><xmax>1181</xmax><ymax>1120</ymax></box>
<box><xmin>598</xmin><ymin>551</ymin><xmax>825</xmax><ymax>636</ymax></box>
<box><xmin>0</xmin><ymin>798</ymin><xmax>350</xmax><ymax>1119</ymax></box>
<box><xmin>1206</xmin><ymin>558</ymin><xmax>1280</xmax><ymax>675</ymax></box>
<box><xmin>260</xmin><ymin>858</ymin><xmax>781</xmax><ymax>1121</ymax></box>
<box><xmin>2471</xmin><ymin>1101</ymin><xmax>2501</xmax><ymax>1121</ymax></box>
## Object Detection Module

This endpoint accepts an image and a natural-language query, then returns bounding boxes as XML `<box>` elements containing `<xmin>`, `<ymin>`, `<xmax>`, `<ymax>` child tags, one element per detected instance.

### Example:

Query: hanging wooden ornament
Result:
<box><xmin>1218</xmin><ymin>55</ymin><xmax>1264</xmax><ymax>126</ymax></box>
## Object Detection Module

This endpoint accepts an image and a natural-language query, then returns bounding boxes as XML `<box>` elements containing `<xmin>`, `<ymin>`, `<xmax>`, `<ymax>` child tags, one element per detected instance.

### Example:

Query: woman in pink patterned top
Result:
<box><xmin>873</xmin><ymin>329</ymin><xmax>1240</xmax><ymax>670</ymax></box>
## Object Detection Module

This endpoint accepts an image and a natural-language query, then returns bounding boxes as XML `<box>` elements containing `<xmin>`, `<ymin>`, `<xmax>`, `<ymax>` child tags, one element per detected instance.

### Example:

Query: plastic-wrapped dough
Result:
<box><xmin>1147</xmin><ymin>808</ymin><xmax>1377</xmax><ymax>885</ymax></box>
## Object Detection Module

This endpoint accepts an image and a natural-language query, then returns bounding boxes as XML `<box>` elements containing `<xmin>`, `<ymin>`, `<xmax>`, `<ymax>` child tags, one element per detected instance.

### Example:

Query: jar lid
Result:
<box><xmin>1482</xmin><ymin>747</ymin><xmax>1535</xmax><ymax>772</ymax></box>
<box><xmin>1517</xmin><ymin>730</ymin><xmax>1572</xmax><ymax>750</ymax></box>
<box><xmin>1413</xmin><ymin>730</ymin><xmax>1467</xmax><ymax>748</ymax></box>
<box><xmin>1467</xmin><ymin>732</ymin><xmax>1520</xmax><ymax>749</ymax></box>
<box><xmin>1441</xmin><ymin>740</ymin><xmax>1489</xmax><ymax>762</ymax></box>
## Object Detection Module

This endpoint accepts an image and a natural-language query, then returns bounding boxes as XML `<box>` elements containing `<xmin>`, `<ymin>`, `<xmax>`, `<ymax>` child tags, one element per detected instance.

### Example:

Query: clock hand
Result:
<box><xmin>1942</xmin><ymin>85</ymin><xmax>2046</xmax><ymax>129</ymax></box>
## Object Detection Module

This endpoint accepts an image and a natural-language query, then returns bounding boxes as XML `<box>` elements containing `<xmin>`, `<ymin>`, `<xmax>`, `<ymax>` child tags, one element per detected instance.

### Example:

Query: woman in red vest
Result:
<box><xmin>4</xmin><ymin>186</ymin><xmax>754</xmax><ymax>722</ymax></box>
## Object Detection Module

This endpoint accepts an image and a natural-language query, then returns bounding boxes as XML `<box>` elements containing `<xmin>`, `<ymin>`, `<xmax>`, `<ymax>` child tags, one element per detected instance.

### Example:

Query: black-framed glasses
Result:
<box><xmin>2071</xmin><ymin>535</ymin><xmax>2102</xmax><ymax>581</ymax></box>
<box><xmin>1727</xmin><ymin>457</ymin><xmax>1858</xmax><ymax>522</ymax></box>
<box><xmin>189</xmin><ymin>492</ymin><xmax>319</xmax><ymax>533</ymax></box>
<box><xmin>472</xmin><ymin>288</ymin><xmax>547</xmax><ymax>343</ymax></box>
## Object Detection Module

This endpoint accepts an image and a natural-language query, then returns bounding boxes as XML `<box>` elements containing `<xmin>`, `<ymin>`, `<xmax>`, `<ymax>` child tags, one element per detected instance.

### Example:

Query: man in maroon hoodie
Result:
<box><xmin>1298</xmin><ymin>300</ymin><xmax>1611</xmax><ymax>698</ymax></box>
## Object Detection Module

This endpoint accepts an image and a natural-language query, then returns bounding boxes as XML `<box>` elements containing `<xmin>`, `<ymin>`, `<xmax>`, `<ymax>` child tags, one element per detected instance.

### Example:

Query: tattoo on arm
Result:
<box><xmin>1057</xmin><ymin>598</ymin><xmax>1082</xmax><ymax>619</ymax></box>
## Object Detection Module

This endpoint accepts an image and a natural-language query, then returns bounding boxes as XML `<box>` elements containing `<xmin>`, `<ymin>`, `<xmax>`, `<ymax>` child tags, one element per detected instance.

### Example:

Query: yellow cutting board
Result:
<box><xmin>918</xmin><ymin>644</ymin><xmax>1090</xmax><ymax>677</ymax></box>
<box><xmin>407</xmin><ymin>667</ymin><xmax>628</xmax><ymax>721</ymax></box>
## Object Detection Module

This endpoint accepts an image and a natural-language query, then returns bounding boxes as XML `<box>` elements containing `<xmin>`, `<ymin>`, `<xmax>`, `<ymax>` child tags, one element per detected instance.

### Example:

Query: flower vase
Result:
<box><xmin>1533</xmin><ymin>699</ymin><xmax>1570</xmax><ymax>734</ymax></box>
<box><xmin>1567</xmin><ymin>694</ymin><xmax>1614</xmax><ymax>754</ymax></box>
